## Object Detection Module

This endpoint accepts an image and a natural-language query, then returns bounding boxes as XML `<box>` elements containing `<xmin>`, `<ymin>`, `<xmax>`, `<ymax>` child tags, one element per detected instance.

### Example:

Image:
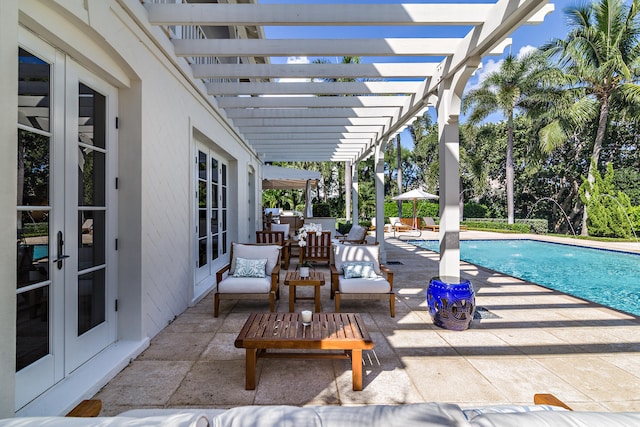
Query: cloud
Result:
<box><xmin>286</xmin><ymin>56</ymin><xmax>310</xmax><ymax>64</ymax></box>
<box><xmin>517</xmin><ymin>45</ymin><xmax>538</xmax><ymax>58</ymax></box>
<box><xmin>465</xmin><ymin>45</ymin><xmax>540</xmax><ymax>91</ymax></box>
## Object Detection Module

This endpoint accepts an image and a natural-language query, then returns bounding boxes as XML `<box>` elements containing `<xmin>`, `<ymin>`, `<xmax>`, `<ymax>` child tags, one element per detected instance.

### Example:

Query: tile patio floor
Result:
<box><xmin>94</xmin><ymin>232</ymin><xmax>640</xmax><ymax>415</ymax></box>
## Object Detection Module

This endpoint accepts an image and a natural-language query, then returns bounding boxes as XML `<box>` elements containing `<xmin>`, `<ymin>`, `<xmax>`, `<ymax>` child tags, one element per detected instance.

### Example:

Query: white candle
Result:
<box><xmin>301</xmin><ymin>310</ymin><xmax>312</xmax><ymax>323</ymax></box>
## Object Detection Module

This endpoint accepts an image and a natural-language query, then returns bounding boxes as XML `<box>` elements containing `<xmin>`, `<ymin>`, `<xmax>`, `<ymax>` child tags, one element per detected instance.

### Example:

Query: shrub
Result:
<box><xmin>626</xmin><ymin>205</ymin><xmax>640</xmax><ymax>235</ymax></box>
<box><xmin>580</xmin><ymin>162</ymin><xmax>634</xmax><ymax>238</ymax></box>
<box><xmin>313</xmin><ymin>202</ymin><xmax>331</xmax><ymax>217</ymax></box>
<box><xmin>463</xmin><ymin>220</ymin><xmax>530</xmax><ymax>233</ymax></box>
<box><xmin>463</xmin><ymin>202</ymin><xmax>488</xmax><ymax>218</ymax></box>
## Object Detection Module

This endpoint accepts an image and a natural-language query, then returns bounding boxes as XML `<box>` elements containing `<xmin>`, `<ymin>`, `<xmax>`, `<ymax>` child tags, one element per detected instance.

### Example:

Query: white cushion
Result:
<box><xmin>0</xmin><ymin>414</ymin><xmax>209</xmax><ymax>427</ymax></box>
<box><xmin>218</xmin><ymin>276</ymin><xmax>271</xmax><ymax>294</ymax></box>
<box><xmin>346</xmin><ymin>224</ymin><xmax>366</xmax><ymax>241</ymax></box>
<box><xmin>270</xmin><ymin>223</ymin><xmax>290</xmax><ymax>238</ymax></box>
<box><xmin>338</xmin><ymin>275</ymin><xmax>390</xmax><ymax>293</ymax></box>
<box><xmin>469</xmin><ymin>411</ymin><xmax>640</xmax><ymax>427</ymax></box>
<box><xmin>230</xmin><ymin>243</ymin><xmax>280</xmax><ymax>275</ymax></box>
<box><xmin>333</xmin><ymin>243</ymin><xmax>381</xmax><ymax>274</ymax></box>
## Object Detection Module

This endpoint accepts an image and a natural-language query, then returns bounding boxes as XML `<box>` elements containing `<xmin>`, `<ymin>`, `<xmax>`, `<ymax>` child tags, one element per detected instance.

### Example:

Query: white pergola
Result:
<box><xmin>144</xmin><ymin>0</ymin><xmax>554</xmax><ymax>279</ymax></box>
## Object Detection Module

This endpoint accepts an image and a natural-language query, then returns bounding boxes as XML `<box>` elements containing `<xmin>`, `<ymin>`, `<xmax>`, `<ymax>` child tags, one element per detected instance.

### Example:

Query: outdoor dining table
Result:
<box><xmin>234</xmin><ymin>312</ymin><xmax>374</xmax><ymax>391</ymax></box>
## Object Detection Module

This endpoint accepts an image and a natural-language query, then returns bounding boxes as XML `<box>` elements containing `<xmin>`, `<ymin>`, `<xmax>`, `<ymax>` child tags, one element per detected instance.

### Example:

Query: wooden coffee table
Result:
<box><xmin>284</xmin><ymin>271</ymin><xmax>325</xmax><ymax>312</ymax></box>
<box><xmin>234</xmin><ymin>312</ymin><xmax>374</xmax><ymax>391</ymax></box>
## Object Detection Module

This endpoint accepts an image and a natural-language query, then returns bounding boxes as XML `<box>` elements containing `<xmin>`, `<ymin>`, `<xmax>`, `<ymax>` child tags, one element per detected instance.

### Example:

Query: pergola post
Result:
<box><xmin>374</xmin><ymin>141</ymin><xmax>387</xmax><ymax>262</ymax></box>
<box><xmin>437</xmin><ymin>102</ymin><xmax>461</xmax><ymax>279</ymax></box>
<box><xmin>345</xmin><ymin>161</ymin><xmax>352</xmax><ymax>222</ymax></box>
<box><xmin>435</xmin><ymin>63</ymin><xmax>479</xmax><ymax>279</ymax></box>
<box><xmin>351</xmin><ymin>161</ymin><xmax>359</xmax><ymax>226</ymax></box>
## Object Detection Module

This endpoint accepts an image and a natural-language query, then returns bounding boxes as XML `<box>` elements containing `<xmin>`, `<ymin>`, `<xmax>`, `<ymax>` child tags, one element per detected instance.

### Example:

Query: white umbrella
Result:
<box><xmin>392</xmin><ymin>188</ymin><xmax>439</xmax><ymax>229</ymax></box>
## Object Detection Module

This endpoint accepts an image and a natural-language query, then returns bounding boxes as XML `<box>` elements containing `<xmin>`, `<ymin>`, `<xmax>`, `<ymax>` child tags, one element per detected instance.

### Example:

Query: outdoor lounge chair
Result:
<box><xmin>422</xmin><ymin>217</ymin><xmax>439</xmax><ymax>231</ymax></box>
<box><xmin>331</xmin><ymin>242</ymin><xmax>395</xmax><ymax>317</ymax></box>
<box><xmin>334</xmin><ymin>224</ymin><xmax>367</xmax><ymax>244</ymax></box>
<box><xmin>214</xmin><ymin>243</ymin><xmax>281</xmax><ymax>317</ymax></box>
<box><xmin>421</xmin><ymin>217</ymin><xmax>468</xmax><ymax>231</ymax></box>
<box><xmin>256</xmin><ymin>230</ymin><xmax>290</xmax><ymax>270</ymax></box>
<box><xmin>389</xmin><ymin>217</ymin><xmax>412</xmax><ymax>232</ymax></box>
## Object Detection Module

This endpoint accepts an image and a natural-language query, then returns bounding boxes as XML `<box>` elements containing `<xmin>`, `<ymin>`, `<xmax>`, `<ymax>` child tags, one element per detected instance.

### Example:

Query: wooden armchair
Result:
<box><xmin>256</xmin><ymin>230</ymin><xmax>290</xmax><ymax>269</ymax></box>
<box><xmin>214</xmin><ymin>243</ymin><xmax>281</xmax><ymax>317</ymax></box>
<box><xmin>300</xmin><ymin>230</ymin><xmax>332</xmax><ymax>266</ymax></box>
<box><xmin>330</xmin><ymin>242</ymin><xmax>395</xmax><ymax>317</ymax></box>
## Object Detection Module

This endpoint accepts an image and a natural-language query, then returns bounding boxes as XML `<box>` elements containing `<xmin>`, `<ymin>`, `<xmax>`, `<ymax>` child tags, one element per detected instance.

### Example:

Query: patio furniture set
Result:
<box><xmin>214</xmin><ymin>226</ymin><xmax>393</xmax><ymax>391</ymax></box>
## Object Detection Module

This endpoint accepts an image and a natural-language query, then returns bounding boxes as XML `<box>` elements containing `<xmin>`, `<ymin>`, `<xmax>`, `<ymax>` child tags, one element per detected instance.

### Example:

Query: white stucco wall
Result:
<box><xmin>4</xmin><ymin>0</ymin><xmax>261</xmax><ymax>414</ymax></box>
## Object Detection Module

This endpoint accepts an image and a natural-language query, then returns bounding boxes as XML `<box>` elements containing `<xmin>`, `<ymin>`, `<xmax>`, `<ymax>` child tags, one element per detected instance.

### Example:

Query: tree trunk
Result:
<box><xmin>396</xmin><ymin>134</ymin><xmax>403</xmax><ymax>216</ymax></box>
<box><xmin>580</xmin><ymin>97</ymin><xmax>610</xmax><ymax>236</ymax></box>
<box><xmin>506</xmin><ymin>114</ymin><xmax>515</xmax><ymax>224</ymax></box>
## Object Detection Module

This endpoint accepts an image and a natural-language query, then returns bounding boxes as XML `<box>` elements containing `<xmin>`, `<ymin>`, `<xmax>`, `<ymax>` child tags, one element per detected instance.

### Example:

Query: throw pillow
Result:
<box><xmin>233</xmin><ymin>257</ymin><xmax>267</xmax><ymax>278</ymax></box>
<box><xmin>342</xmin><ymin>261</ymin><xmax>378</xmax><ymax>279</ymax></box>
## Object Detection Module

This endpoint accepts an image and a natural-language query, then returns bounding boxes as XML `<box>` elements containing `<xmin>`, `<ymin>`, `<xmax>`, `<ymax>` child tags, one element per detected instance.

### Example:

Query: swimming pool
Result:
<box><xmin>410</xmin><ymin>239</ymin><xmax>640</xmax><ymax>317</ymax></box>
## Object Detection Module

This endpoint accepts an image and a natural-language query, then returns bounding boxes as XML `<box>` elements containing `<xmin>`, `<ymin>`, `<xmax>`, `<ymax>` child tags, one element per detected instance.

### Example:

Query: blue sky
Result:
<box><xmin>260</xmin><ymin>0</ymin><xmax>573</xmax><ymax>147</ymax></box>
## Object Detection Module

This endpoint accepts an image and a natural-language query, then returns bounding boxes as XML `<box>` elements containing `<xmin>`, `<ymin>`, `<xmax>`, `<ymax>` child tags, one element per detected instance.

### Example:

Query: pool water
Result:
<box><xmin>410</xmin><ymin>239</ymin><xmax>640</xmax><ymax>317</ymax></box>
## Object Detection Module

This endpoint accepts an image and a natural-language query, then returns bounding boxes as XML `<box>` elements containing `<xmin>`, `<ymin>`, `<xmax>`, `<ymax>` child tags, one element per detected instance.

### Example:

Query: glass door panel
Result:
<box><xmin>194</xmin><ymin>145</ymin><xmax>229</xmax><ymax>286</ymax></box>
<box><xmin>64</xmin><ymin>62</ymin><xmax>115</xmax><ymax>373</ymax></box>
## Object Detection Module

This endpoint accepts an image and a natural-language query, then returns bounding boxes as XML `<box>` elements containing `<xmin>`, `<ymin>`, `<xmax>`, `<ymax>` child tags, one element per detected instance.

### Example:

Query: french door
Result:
<box><xmin>16</xmin><ymin>37</ymin><xmax>117</xmax><ymax>410</ymax></box>
<box><xmin>195</xmin><ymin>144</ymin><xmax>228</xmax><ymax>286</ymax></box>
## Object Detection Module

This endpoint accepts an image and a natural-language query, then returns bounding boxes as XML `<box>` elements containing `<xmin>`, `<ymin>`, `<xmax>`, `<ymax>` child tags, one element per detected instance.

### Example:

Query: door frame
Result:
<box><xmin>15</xmin><ymin>30</ymin><xmax>118</xmax><ymax>410</ymax></box>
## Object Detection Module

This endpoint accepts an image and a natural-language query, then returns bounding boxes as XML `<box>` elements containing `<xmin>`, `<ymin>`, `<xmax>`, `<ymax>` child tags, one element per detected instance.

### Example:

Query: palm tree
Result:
<box><xmin>541</xmin><ymin>0</ymin><xmax>640</xmax><ymax>235</ymax></box>
<box><xmin>462</xmin><ymin>51</ymin><xmax>554</xmax><ymax>224</ymax></box>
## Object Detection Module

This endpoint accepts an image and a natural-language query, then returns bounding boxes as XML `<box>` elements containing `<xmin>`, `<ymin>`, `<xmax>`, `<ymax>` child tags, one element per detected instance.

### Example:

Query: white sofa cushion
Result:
<box><xmin>333</xmin><ymin>243</ymin><xmax>381</xmax><ymax>274</ymax></box>
<box><xmin>469</xmin><ymin>410</ymin><xmax>640</xmax><ymax>427</ymax></box>
<box><xmin>230</xmin><ymin>243</ymin><xmax>280</xmax><ymax>275</ymax></box>
<box><xmin>218</xmin><ymin>276</ymin><xmax>271</xmax><ymax>294</ymax></box>
<box><xmin>211</xmin><ymin>403</ymin><xmax>469</xmax><ymax>427</ymax></box>
<box><xmin>0</xmin><ymin>413</ymin><xmax>209</xmax><ymax>427</ymax></box>
<box><xmin>339</xmin><ymin>275</ymin><xmax>390</xmax><ymax>293</ymax></box>
<box><xmin>345</xmin><ymin>224</ymin><xmax>366</xmax><ymax>241</ymax></box>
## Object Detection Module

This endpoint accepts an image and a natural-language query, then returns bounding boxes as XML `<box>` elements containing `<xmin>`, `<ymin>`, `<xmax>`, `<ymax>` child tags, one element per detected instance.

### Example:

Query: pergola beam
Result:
<box><xmin>225</xmin><ymin>107</ymin><xmax>400</xmax><ymax>119</ymax></box>
<box><xmin>192</xmin><ymin>62</ymin><xmax>439</xmax><ymax>79</ymax></box>
<box><xmin>207</xmin><ymin>81</ymin><xmax>420</xmax><ymax>96</ymax></box>
<box><xmin>215</xmin><ymin>96</ymin><xmax>412</xmax><ymax>109</ymax></box>
<box><xmin>240</xmin><ymin>126</ymin><xmax>384</xmax><ymax>134</ymax></box>
<box><xmin>147</xmin><ymin>3</ymin><xmax>492</xmax><ymax>26</ymax></box>
<box><xmin>174</xmin><ymin>38</ymin><xmax>460</xmax><ymax>57</ymax></box>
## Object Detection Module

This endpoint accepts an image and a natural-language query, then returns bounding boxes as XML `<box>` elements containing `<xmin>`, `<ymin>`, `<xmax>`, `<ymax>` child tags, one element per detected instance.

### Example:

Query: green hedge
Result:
<box><xmin>464</xmin><ymin>218</ymin><xmax>548</xmax><ymax>234</ymax></box>
<box><xmin>383</xmin><ymin>201</ymin><xmax>439</xmax><ymax>220</ymax></box>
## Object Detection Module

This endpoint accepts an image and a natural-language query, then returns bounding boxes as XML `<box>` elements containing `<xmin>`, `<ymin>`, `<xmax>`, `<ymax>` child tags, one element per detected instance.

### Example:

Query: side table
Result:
<box><xmin>284</xmin><ymin>271</ymin><xmax>325</xmax><ymax>312</ymax></box>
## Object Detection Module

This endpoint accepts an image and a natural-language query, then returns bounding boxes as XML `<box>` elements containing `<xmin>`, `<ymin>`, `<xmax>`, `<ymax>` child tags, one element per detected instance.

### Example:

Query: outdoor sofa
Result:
<box><xmin>3</xmin><ymin>395</ymin><xmax>640</xmax><ymax>426</ymax></box>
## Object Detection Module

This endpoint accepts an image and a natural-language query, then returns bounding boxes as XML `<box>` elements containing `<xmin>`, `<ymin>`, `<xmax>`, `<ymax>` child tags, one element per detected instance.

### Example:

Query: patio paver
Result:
<box><xmin>93</xmin><ymin>232</ymin><xmax>640</xmax><ymax>415</ymax></box>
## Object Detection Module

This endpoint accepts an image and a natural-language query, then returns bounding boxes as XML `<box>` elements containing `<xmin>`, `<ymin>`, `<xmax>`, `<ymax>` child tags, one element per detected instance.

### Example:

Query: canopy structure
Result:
<box><xmin>393</xmin><ymin>188</ymin><xmax>439</xmax><ymax>229</ymax></box>
<box><xmin>144</xmin><ymin>0</ymin><xmax>554</xmax><ymax>277</ymax></box>
<box><xmin>262</xmin><ymin>165</ymin><xmax>321</xmax><ymax>190</ymax></box>
<box><xmin>145</xmin><ymin>0</ymin><xmax>554</xmax><ymax>163</ymax></box>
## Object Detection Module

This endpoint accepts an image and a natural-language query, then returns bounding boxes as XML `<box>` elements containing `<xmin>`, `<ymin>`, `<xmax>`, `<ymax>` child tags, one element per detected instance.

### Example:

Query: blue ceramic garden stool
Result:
<box><xmin>427</xmin><ymin>276</ymin><xmax>475</xmax><ymax>331</ymax></box>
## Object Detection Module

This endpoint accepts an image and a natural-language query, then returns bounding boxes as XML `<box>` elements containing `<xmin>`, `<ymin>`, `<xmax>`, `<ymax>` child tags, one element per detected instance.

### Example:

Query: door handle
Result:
<box><xmin>53</xmin><ymin>230</ymin><xmax>70</xmax><ymax>269</ymax></box>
